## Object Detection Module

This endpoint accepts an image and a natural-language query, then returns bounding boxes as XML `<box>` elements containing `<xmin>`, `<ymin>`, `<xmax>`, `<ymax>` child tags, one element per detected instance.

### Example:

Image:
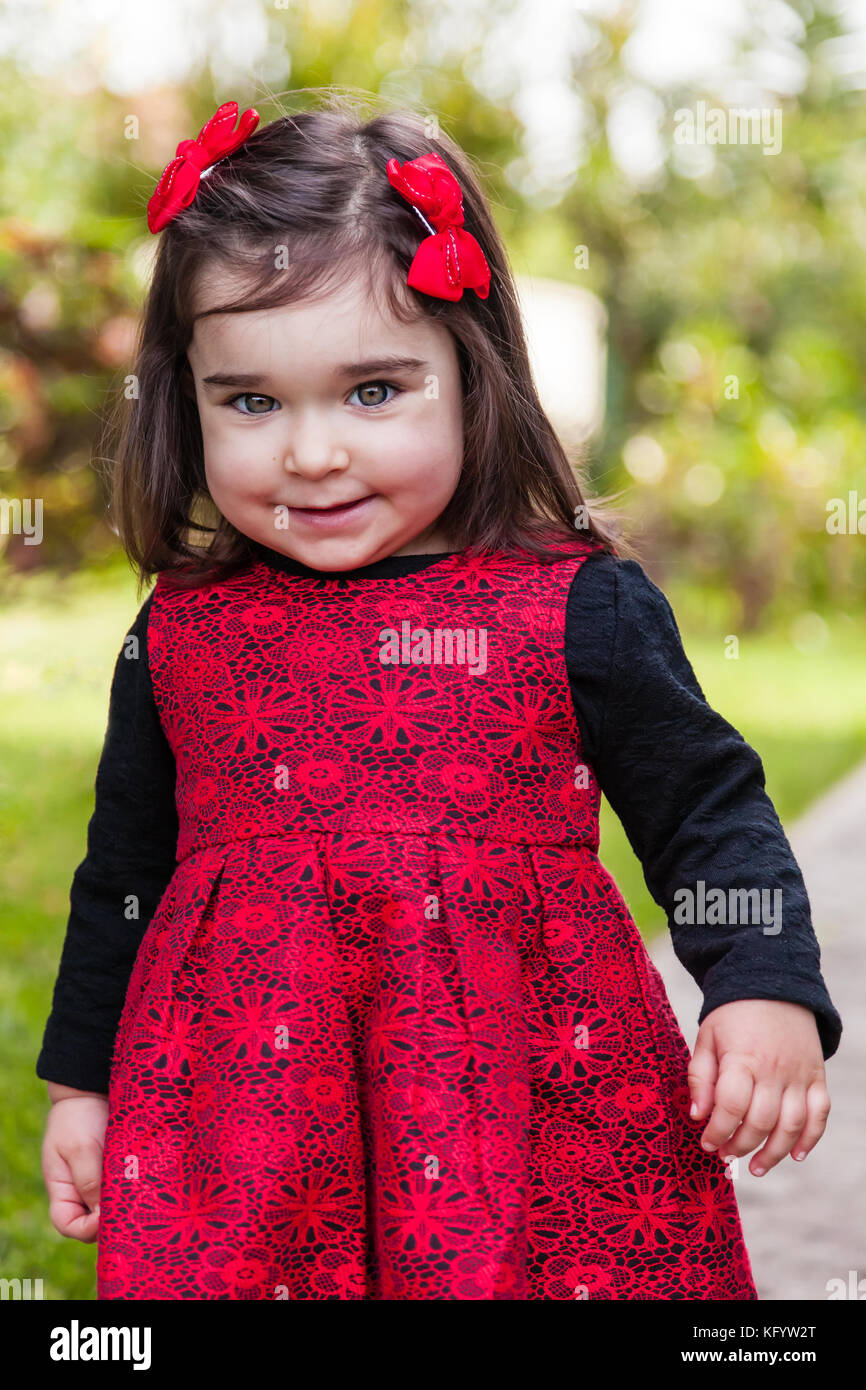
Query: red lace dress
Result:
<box><xmin>96</xmin><ymin>541</ymin><xmax>757</xmax><ymax>1300</ymax></box>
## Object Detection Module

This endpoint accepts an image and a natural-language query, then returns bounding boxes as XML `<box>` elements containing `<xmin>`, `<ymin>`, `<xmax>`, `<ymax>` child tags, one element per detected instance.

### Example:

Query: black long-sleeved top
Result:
<box><xmin>36</xmin><ymin>544</ymin><xmax>843</xmax><ymax>1094</ymax></box>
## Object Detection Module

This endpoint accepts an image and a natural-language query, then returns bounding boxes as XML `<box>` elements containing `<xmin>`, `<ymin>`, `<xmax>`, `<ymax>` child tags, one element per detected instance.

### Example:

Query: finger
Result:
<box><xmin>700</xmin><ymin>1058</ymin><xmax>755</xmax><ymax>1151</ymax></box>
<box><xmin>790</xmin><ymin>1079</ymin><xmax>832</xmax><ymax>1161</ymax></box>
<box><xmin>718</xmin><ymin>1081</ymin><xmax>784</xmax><ymax>1161</ymax></box>
<box><xmin>59</xmin><ymin>1139</ymin><xmax>103</xmax><ymax>1220</ymax></box>
<box><xmin>47</xmin><ymin>1178</ymin><xmax>101</xmax><ymax>1243</ymax></box>
<box><xmin>744</xmin><ymin>1086</ymin><xmax>808</xmax><ymax>1175</ymax></box>
<box><xmin>687</xmin><ymin>1033</ymin><xmax>719</xmax><ymax>1120</ymax></box>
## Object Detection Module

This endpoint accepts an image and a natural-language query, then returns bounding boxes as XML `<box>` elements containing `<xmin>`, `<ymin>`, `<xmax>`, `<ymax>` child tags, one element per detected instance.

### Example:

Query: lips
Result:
<box><xmin>289</xmin><ymin>497</ymin><xmax>371</xmax><ymax>512</ymax></box>
<box><xmin>278</xmin><ymin>495</ymin><xmax>377</xmax><ymax>531</ymax></box>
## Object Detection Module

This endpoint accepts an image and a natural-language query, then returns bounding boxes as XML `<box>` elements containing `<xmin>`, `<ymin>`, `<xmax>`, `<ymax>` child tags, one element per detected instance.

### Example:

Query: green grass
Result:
<box><xmin>3</xmin><ymin>560</ymin><xmax>866</xmax><ymax>1299</ymax></box>
<box><xmin>1</xmin><ymin>557</ymin><xmax>151</xmax><ymax>1299</ymax></box>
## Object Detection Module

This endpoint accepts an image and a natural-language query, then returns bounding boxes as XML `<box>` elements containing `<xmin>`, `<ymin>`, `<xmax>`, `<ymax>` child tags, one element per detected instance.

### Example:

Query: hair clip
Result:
<box><xmin>386</xmin><ymin>152</ymin><xmax>491</xmax><ymax>301</ymax></box>
<box><xmin>147</xmin><ymin>100</ymin><xmax>260</xmax><ymax>234</ymax></box>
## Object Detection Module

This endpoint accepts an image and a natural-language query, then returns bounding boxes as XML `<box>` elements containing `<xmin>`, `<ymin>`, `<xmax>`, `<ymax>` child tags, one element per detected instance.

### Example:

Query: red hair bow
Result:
<box><xmin>386</xmin><ymin>152</ymin><xmax>491</xmax><ymax>302</ymax></box>
<box><xmin>147</xmin><ymin>100</ymin><xmax>260</xmax><ymax>234</ymax></box>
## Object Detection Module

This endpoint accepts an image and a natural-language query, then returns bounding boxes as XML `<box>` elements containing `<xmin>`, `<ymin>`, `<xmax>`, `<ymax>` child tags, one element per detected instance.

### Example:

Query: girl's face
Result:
<box><xmin>186</xmin><ymin>266</ymin><xmax>464</xmax><ymax>569</ymax></box>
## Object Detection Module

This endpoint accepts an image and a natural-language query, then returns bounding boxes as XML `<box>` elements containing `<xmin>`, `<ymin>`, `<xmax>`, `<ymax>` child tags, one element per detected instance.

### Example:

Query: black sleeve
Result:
<box><xmin>564</xmin><ymin>551</ymin><xmax>843</xmax><ymax>1062</ymax></box>
<box><xmin>35</xmin><ymin>590</ymin><xmax>179</xmax><ymax>1093</ymax></box>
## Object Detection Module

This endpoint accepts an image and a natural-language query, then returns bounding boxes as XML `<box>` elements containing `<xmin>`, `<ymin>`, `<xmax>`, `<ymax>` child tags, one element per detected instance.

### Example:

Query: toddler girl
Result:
<box><xmin>37</xmin><ymin>97</ymin><xmax>841</xmax><ymax>1300</ymax></box>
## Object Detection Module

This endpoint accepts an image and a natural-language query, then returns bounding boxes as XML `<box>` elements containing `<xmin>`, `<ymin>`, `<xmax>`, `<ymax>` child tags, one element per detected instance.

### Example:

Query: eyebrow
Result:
<box><xmin>200</xmin><ymin>356</ymin><xmax>431</xmax><ymax>390</ymax></box>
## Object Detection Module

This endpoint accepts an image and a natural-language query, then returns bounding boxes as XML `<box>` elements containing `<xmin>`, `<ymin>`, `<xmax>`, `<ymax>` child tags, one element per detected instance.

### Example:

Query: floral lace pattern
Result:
<box><xmin>96</xmin><ymin>541</ymin><xmax>757</xmax><ymax>1300</ymax></box>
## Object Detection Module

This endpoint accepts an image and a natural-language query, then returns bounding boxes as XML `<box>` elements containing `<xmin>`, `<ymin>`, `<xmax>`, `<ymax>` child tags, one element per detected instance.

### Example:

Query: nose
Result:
<box><xmin>282</xmin><ymin>408</ymin><xmax>349</xmax><ymax>477</ymax></box>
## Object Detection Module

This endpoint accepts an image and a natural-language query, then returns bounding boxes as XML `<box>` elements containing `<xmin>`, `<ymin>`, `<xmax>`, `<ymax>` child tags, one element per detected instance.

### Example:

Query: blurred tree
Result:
<box><xmin>512</xmin><ymin>0</ymin><xmax>866</xmax><ymax>628</ymax></box>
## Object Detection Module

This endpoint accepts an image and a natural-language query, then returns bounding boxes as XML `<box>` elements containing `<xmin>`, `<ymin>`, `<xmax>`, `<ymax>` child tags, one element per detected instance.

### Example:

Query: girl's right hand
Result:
<box><xmin>42</xmin><ymin>1084</ymin><xmax>109</xmax><ymax>1243</ymax></box>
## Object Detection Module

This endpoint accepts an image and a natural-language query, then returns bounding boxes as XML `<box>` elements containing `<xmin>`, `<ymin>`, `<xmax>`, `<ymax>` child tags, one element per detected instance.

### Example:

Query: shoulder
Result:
<box><xmin>128</xmin><ymin>586</ymin><xmax>157</xmax><ymax>631</ymax></box>
<box><xmin>105</xmin><ymin>590</ymin><xmax>162</xmax><ymax>723</ymax></box>
<box><xmin>564</xmin><ymin>552</ymin><xmax>695</xmax><ymax>705</ymax></box>
<box><xmin>568</xmin><ymin>551</ymin><xmax>681</xmax><ymax>636</ymax></box>
<box><xmin>112</xmin><ymin>588</ymin><xmax>157</xmax><ymax>670</ymax></box>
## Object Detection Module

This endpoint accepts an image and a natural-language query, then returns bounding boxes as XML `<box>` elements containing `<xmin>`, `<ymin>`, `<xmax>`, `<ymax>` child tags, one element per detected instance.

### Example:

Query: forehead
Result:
<box><xmin>188</xmin><ymin>262</ymin><xmax>441</xmax><ymax>365</ymax></box>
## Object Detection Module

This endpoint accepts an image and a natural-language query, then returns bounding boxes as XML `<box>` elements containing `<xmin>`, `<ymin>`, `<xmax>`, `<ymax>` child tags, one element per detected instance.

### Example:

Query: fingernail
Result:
<box><xmin>701</xmin><ymin>1140</ymin><xmax>716</xmax><ymax>1151</ymax></box>
<box><xmin>752</xmin><ymin>1167</ymin><xmax>765</xmax><ymax>1176</ymax></box>
<box><xmin>793</xmin><ymin>1152</ymin><xmax>806</xmax><ymax>1161</ymax></box>
<box><xmin>690</xmin><ymin>1102</ymin><xmax>699</xmax><ymax>1118</ymax></box>
<box><xmin>93</xmin><ymin>1204</ymin><xmax>100</xmax><ymax>1216</ymax></box>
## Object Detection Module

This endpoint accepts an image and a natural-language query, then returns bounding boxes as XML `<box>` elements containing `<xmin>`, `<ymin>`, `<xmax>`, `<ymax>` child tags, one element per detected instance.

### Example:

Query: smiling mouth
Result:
<box><xmin>288</xmin><ymin>497</ymin><xmax>373</xmax><ymax>513</ymax></box>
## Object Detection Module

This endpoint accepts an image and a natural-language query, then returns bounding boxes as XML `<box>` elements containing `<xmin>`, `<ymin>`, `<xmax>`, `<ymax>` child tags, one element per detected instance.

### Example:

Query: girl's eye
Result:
<box><xmin>349</xmin><ymin>380</ymin><xmax>402</xmax><ymax>409</ymax></box>
<box><xmin>227</xmin><ymin>393</ymin><xmax>278</xmax><ymax>415</ymax></box>
<box><xmin>224</xmin><ymin>382</ymin><xmax>402</xmax><ymax>414</ymax></box>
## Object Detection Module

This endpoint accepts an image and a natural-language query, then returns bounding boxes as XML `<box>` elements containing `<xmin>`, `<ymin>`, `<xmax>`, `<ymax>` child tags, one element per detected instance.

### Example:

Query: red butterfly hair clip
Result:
<box><xmin>147</xmin><ymin>100</ymin><xmax>260</xmax><ymax>234</ymax></box>
<box><xmin>386</xmin><ymin>152</ymin><xmax>491</xmax><ymax>302</ymax></box>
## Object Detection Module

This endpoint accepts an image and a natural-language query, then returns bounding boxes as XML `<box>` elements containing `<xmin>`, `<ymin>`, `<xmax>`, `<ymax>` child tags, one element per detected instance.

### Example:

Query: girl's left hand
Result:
<box><xmin>687</xmin><ymin>999</ymin><xmax>831</xmax><ymax>1176</ymax></box>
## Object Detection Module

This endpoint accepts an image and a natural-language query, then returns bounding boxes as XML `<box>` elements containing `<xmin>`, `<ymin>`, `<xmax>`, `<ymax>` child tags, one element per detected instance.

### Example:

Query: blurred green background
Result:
<box><xmin>2</xmin><ymin>0</ymin><xmax>865</xmax><ymax>1298</ymax></box>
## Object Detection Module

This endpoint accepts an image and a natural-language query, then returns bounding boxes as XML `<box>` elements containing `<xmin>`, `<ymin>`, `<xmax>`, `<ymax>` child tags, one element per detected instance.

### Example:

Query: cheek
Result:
<box><xmin>201</xmin><ymin>429</ymin><xmax>272</xmax><ymax>499</ymax></box>
<box><xmin>202</xmin><ymin>451</ymin><xmax>238</xmax><ymax>506</ymax></box>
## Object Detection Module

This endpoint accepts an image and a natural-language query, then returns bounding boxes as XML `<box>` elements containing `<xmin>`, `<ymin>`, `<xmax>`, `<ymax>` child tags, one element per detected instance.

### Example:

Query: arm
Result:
<box><xmin>35</xmin><ymin>589</ymin><xmax>179</xmax><ymax>1095</ymax></box>
<box><xmin>565</xmin><ymin>552</ymin><xmax>843</xmax><ymax>1062</ymax></box>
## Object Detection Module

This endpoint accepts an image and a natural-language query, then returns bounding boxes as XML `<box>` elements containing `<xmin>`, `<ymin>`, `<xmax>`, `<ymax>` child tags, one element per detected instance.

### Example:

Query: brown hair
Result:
<box><xmin>104</xmin><ymin>90</ymin><xmax>634</xmax><ymax>594</ymax></box>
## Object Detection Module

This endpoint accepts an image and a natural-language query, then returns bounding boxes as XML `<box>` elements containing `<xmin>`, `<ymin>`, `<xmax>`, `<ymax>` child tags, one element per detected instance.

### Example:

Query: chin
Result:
<box><xmin>290</xmin><ymin>538</ymin><xmax>383</xmax><ymax>570</ymax></box>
